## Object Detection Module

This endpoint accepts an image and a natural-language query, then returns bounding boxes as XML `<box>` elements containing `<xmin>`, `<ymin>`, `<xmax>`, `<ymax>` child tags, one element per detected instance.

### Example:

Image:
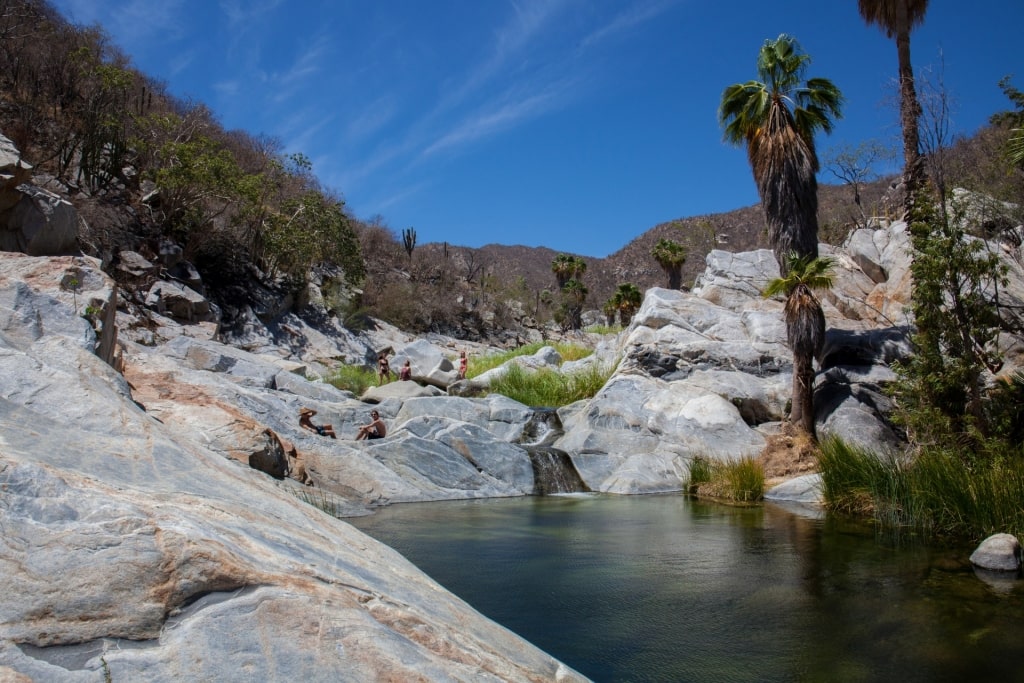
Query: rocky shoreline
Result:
<box><xmin>4</xmin><ymin>142</ymin><xmax>1024</xmax><ymax>676</ymax></box>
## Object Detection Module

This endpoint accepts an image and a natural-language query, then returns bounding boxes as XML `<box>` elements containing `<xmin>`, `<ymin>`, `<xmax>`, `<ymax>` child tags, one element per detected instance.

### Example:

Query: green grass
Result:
<box><xmin>325</xmin><ymin>364</ymin><xmax>378</xmax><ymax>394</ymax></box>
<box><xmin>686</xmin><ymin>456</ymin><xmax>714</xmax><ymax>493</ymax></box>
<box><xmin>293</xmin><ymin>487</ymin><xmax>348</xmax><ymax>519</ymax></box>
<box><xmin>817</xmin><ymin>436</ymin><xmax>1024</xmax><ymax>542</ymax></box>
<box><xmin>487</xmin><ymin>362</ymin><xmax>613</xmax><ymax>407</ymax></box>
<box><xmin>586</xmin><ymin>323</ymin><xmax>623</xmax><ymax>335</ymax></box>
<box><xmin>466</xmin><ymin>341</ymin><xmax>593</xmax><ymax>378</ymax></box>
<box><xmin>686</xmin><ymin>455</ymin><xmax>765</xmax><ymax>502</ymax></box>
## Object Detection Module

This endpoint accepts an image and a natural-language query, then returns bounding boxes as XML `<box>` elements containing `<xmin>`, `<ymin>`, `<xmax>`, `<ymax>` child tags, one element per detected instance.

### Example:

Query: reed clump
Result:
<box><xmin>686</xmin><ymin>455</ymin><xmax>765</xmax><ymax>503</ymax></box>
<box><xmin>817</xmin><ymin>436</ymin><xmax>1024</xmax><ymax>541</ymax></box>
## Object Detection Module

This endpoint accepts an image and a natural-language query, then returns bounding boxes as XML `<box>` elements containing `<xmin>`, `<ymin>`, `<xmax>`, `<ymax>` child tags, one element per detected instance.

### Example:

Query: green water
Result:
<box><xmin>348</xmin><ymin>494</ymin><xmax>1024</xmax><ymax>683</ymax></box>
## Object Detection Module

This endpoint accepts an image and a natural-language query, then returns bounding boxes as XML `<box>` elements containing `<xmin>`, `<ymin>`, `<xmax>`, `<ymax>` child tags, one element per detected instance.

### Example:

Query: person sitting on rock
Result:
<box><xmin>299</xmin><ymin>407</ymin><xmax>336</xmax><ymax>438</ymax></box>
<box><xmin>399</xmin><ymin>359</ymin><xmax>412</xmax><ymax>381</ymax></box>
<box><xmin>355</xmin><ymin>410</ymin><xmax>387</xmax><ymax>440</ymax></box>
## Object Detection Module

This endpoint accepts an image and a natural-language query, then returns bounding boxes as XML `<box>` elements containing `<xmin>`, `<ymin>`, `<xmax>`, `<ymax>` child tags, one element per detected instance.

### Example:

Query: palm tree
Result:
<box><xmin>857</xmin><ymin>0</ymin><xmax>929</xmax><ymax>212</ymax></box>
<box><xmin>651</xmin><ymin>239</ymin><xmax>687</xmax><ymax>289</ymax></box>
<box><xmin>561</xmin><ymin>278</ymin><xmax>588</xmax><ymax>331</ymax></box>
<box><xmin>763</xmin><ymin>254</ymin><xmax>835</xmax><ymax>435</ymax></box>
<box><xmin>719</xmin><ymin>34</ymin><xmax>843</xmax><ymax>273</ymax></box>
<box><xmin>614</xmin><ymin>283</ymin><xmax>643</xmax><ymax>326</ymax></box>
<box><xmin>602</xmin><ymin>297</ymin><xmax>619</xmax><ymax>327</ymax></box>
<box><xmin>551</xmin><ymin>254</ymin><xmax>586</xmax><ymax>289</ymax></box>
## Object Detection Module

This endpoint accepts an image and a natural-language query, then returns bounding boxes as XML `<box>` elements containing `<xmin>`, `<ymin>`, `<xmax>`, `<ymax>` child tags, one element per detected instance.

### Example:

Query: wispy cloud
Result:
<box><xmin>577</xmin><ymin>0</ymin><xmax>679</xmax><ymax>52</ymax></box>
<box><xmin>435</xmin><ymin>0</ymin><xmax>569</xmax><ymax>115</ymax></box>
<box><xmin>422</xmin><ymin>80</ymin><xmax>572</xmax><ymax>159</ymax></box>
<box><xmin>55</xmin><ymin>0</ymin><xmax>189</xmax><ymax>48</ymax></box>
<box><xmin>345</xmin><ymin>95</ymin><xmax>399</xmax><ymax>142</ymax></box>
<box><xmin>266</xmin><ymin>33</ymin><xmax>333</xmax><ymax>103</ymax></box>
<box><xmin>218</xmin><ymin>0</ymin><xmax>285</xmax><ymax>31</ymax></box>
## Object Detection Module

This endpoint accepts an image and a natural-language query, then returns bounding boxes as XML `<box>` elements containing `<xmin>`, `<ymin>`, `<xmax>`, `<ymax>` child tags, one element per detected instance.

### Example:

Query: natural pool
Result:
<box><xmin>348</xmin><ymin>494</ymin><xmax>1024</xmax><ymax>683</ymax></box>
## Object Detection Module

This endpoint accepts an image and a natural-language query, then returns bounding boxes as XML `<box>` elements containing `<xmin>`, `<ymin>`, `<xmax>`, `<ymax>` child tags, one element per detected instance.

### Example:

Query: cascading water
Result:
<box><xmin>520</xmin><ymin>408</ymin><xmax>589</xmax><ymax>495</ymax></box>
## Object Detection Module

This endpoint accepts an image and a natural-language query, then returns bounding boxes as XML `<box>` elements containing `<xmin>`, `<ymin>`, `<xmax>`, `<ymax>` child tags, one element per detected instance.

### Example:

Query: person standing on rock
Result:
<box><xmin>377</xmin><ymin>352</ymin><xmax>391</xmax><ymax>385</ymax></box>
<box><xmin>457</xmin><ymin>350</ymin><xmax>468</xmax><ymax>380</ymax></box>
<box><xmin>356</xmin><ymin>410</ymin><xmax>387</xmax><ymax>440</ymax></box>
<box><xmin>299</xmin><ymin>407</ymin><xmax>336</xmax><ymax>438</ymax></box>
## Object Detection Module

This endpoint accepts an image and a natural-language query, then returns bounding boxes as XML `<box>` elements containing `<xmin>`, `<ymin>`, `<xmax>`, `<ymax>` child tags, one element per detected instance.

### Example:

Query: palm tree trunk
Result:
<box><xmin>896</xmin><ymin>28</ymin><xmax>924</xmax><ymax>212</ymax></box>
<box><xmin>790</xmin><ymin>351</ymin><xmax>817</xmax><ymax>435</ymax></box>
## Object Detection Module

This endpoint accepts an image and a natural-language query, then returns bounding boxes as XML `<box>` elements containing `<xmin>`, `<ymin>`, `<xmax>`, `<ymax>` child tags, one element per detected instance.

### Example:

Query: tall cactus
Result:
<box><xmin>402</xmin><ymin>227</ymin><xmax>416</xmax><ymax>262</ymax></box>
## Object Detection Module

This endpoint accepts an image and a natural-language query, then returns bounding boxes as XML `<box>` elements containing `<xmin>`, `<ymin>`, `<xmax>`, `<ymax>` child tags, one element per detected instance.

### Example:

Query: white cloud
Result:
<box><xmin>577</xmin><ymin>0</ymin><xmax>679</xmax><ymax>52</ymax></box>
<box><xmin>421</xmin><ymin>81</ymin><xmax>571</xmax><ymax>159</ymax></box>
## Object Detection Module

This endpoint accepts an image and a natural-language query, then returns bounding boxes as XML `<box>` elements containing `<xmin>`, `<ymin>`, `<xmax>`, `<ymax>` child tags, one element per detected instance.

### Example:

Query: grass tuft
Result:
<box><xmin>817</xmin><ymin>435</ymin><xmax>1024</xmax><ymax>541</ymax></box>
<box><xmin>293</xmin><ymin>487</ymin><xmax>348</xmax><ymax>519</ymax></box>
<box><xmin>487</xmin><ymin>362</ymin><xmax>613</xmax><ymax>407</ymax></box>
<box><xmin>325</xmin><ymin>364</ymin><xmax>377</xmax><ymax>395</ymax></box>
<box><xmin>686</xmin><ymin>455</ymin><xmax>764</xmax><ymax>502</ymax></box>
<box><xmin>467</xmin><ymin>341</ymin><xmax>593</xmax><ymax>378</ymax></box>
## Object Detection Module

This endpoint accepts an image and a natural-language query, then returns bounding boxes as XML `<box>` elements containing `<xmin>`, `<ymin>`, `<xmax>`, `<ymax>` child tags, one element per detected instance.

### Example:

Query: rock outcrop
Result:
<box><xmin>0</xmin><ymin>251</ymin><xmax>586</xmax><ymax>681</ymax></box>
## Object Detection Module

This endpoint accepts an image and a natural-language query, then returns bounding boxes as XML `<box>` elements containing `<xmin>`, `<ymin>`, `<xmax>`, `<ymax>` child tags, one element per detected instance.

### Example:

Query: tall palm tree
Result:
<box><xmin>551</xmin><ymin>254</ymin><xmax>586</xmax><ymax>289</ymax></box>
<box><xmin>561</xmin><ymin>278</ymin><xmax>588</xmax><ymax>331</ymax></box>
<box><xmin>719</xmin><ymin>34</ymin><xmax>843</xmax><ymax>273</ymax></box>
<box><xmin>651</xmin><ymin>239</ymin><xmax>687</xmax><ymax>289</ymax></box>
<box><xmin>857</xmin><ymin>0</ymin><xmax>929</xmax><ymax>212</ymax></box>
<box><xmin>763</xmin><ymin>254</ymin><xmax>835</xmax><ymax>435</ymax></box>
<box><xmin>614</xmin><ymin>283</ymin><xmax>643</xmax><ymax>325</ymax></box>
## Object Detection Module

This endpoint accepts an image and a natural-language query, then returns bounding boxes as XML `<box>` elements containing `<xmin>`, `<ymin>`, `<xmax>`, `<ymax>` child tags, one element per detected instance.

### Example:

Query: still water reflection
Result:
<box><xmin>348</xmin><ymin>494</ymin><xmax>1024</xmax><ymax>683</ymax></box>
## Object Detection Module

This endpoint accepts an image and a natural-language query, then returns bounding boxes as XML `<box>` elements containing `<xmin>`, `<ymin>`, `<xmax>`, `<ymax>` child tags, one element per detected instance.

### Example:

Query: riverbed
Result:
<box><xmin>349</xmin><ymin>494</ymin><xmax>1024</xmax><ymax>682</ymax></box>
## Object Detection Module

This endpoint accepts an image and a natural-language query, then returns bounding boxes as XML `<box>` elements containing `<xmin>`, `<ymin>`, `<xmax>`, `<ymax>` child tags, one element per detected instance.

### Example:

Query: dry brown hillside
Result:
<box><xmin>428</xmin><ymin>179</ymin><xmax>897</xmax><ymax>310</ymax></box>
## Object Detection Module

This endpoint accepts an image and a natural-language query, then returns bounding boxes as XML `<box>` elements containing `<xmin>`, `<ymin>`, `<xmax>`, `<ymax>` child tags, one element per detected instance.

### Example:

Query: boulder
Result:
<box><xmin>394</xmin><ymin>395</ymin><xmax>533</xmax><ymax>443</ymax></box>
<box><xmin>0</xmin><ymin>133</ymin><xmax>32</xmax><ymax>212</ymax></box>
<box><xmin>362</xmin><ymin>380</ymin><xmax>445</xmax><ymax>402</ymax></box>
<box><xmin>392</xmin><ymin>338</ymin><xmax>458</xmax><ymax>388</ymax></box>
<box><xmin>3</xmin><ymin>183</ymin><xmax>79</xmax><ymax>255</ymax></box>
<box><xmin>764</xmin><ymin>473</ymin><xmax>823</xmax><ymax>505</ymax></box>
<box><xmin>969</xmin><ymin>533</ymin><xmax>1022</xmax><ymax>573</ymax></box>
<box><xmin>145</xmin><ymin>279</ymin><xmax>216</xmax><ymax>323</ymax></box>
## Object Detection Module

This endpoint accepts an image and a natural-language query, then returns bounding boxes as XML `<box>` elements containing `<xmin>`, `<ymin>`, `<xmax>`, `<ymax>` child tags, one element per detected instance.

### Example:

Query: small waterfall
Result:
<box><xmin>526</xmin><ymin>447</ymin><xmax>589</xmax><ymax>495</ymax></box>
<box><xmin>521</xmin><ymin>408</ymin><xmax>588</xmax><ymax>495</ymax></box>
<box><xmin>521</xmin><ymin>408</ymin><xmax>563</xmax><ymax>447</ymax></box>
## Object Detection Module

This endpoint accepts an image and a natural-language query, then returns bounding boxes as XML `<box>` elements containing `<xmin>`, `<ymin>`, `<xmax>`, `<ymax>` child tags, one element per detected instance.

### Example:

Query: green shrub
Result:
<box><xmin>487</xmin><ymin>362</ymin><xmax>612</xmax><ymax>407</ymax></box>
<box><xmin>325</xmin><ymin>364</ymin><xmax>377</xmax><ymax>395</ymax></box>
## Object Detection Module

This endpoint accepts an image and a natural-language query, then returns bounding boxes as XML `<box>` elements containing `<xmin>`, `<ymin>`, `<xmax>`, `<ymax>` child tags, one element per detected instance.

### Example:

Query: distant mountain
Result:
<box><xmin>423</xmin><ymin>179</ymin><xmax>897</xmax><ymax>309</ymax></box>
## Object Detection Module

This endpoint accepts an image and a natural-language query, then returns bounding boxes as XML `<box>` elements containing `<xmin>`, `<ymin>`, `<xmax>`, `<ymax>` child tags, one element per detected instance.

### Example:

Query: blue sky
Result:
<box><xmin>51</xmin><ymin>1</ymin><xmax>1023</xmax><ymax>258</ymax></box>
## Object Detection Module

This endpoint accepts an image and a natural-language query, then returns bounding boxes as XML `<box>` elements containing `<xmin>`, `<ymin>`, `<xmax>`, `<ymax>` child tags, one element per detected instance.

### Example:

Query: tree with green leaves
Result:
<box><xmin>613</xmin><ymin>283</ymin><xmax>643</xmax><ymax>325</ymax></box>
<box><xmin>763</xmin><ymin>254</ymin><xmax>835</xmax><ymax>435</ymax></box>
<box><xmin>719</xmin><ymin>34</ymin><xmax>843</xmax><ymax>272</ymax></box>
<box><xmin>651</xmin><ymin>239</ymin><xmax>687</xmax><ymax>289</ymax></box>
<box><xmin>721</xmin><ymin>35</ymin><xmax>841</xmax><ymax>437</ymax></box>
<box><xmin>890</xmin><ymin>197</ymin><xmax>1007</xmax><ymax>444</ymax></box>
<box><xmin>602</xmin><ymin>298</ymin><xmax>618</xmax><ymax>327</ymax></box>
<box><xmin>551</xmin><ymin>254</ymin><xmax>586</xmax><ymax>288</ymax></box>
<box><xmin>857</xmin><ymin>0</ymin><xmax>929</xmax><ymax>214</ymax></box>
<box><xmin>560</xmin><ymin>278</ymin><xmax>588</xmax><ymax>331</ymax></box>
<box><xmin>1001</xmin><ymin>78</ymin><xmax>1024</xmax><ymax>169</ymax></box>
<box><xmin>259</xmin><ymin>189</ymin><xmax>365</xmax><ymax>285</ymax></box>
